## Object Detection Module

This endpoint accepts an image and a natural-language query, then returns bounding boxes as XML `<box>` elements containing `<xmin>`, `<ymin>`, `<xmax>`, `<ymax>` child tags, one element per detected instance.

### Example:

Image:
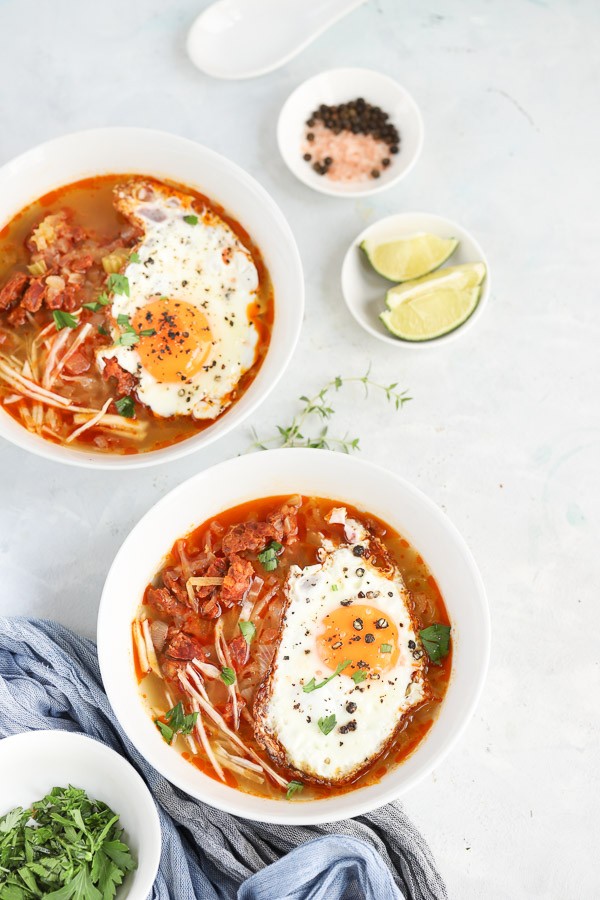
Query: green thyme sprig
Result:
<box><xmin>250</xmin><ymin>365</ymin><xmax>411</xmax><ymax>453</ymax></box>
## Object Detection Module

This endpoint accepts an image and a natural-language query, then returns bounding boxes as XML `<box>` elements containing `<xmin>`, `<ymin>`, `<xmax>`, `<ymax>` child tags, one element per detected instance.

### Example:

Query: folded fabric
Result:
<box><xmin>0</xmin><ymin>617</ymin><xmax>447</xmax><ymax>900</ymax></box>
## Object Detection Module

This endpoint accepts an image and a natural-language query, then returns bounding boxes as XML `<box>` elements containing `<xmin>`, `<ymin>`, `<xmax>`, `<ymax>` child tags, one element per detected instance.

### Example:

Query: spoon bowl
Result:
<box><xmin>187</xmin><ymin>0</ymin><xmax>366</xmax><ymax>80</ymax></box>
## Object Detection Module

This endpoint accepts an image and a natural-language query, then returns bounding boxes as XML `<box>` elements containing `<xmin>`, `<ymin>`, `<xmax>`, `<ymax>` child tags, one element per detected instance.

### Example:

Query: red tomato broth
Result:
<box><xmin>0</xmin><ymin>175</ymin><xmax>273</xmax><ymax>454</ymax></box>
<box><xmin>133</xmin><ymin>495</ymin><xmax>452</xmax><ymax>801</ymax></box>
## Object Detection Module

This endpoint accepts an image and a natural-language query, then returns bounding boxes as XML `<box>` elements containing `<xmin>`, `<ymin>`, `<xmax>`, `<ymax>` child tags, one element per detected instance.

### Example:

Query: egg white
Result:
<box><xmin>97</xmin><ymin>185</ymin><xmax>260</xmax><ymax>419</ymax></box>
<box><xmin>254</xmin><ymin>538</ymin><xmax>429</xmax><ymax>783</ymax></box>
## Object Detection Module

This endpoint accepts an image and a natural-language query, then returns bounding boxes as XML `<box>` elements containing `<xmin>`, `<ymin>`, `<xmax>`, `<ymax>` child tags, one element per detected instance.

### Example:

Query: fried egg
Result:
<box><xmin>254</xmin><ymin>510</ymin><xmax>431</xmax><ymax>784</ymax></box>
<box><xmin>97</xmin><ymin>179</ymin><xmax>260</xmax><ymax>419</ymax></box>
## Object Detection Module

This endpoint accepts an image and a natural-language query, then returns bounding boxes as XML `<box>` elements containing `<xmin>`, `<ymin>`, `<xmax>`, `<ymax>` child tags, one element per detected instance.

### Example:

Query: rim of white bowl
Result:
<box><xmin>0</xmin><ymin>127</ymin><xmax>304</xmax><ymax>470</ymax></box>
<box><xmin>0</xmin><ymin>729</ymin><xmax>161</xmax><ymax>899</ymax></box>
<box><xmin>98</xmin><ymin>448</ymin><xmax>490</xmax><ymax>824</ymax></box>
<box><xmin>277</xmin><ymin>67</ymin><xmax>424</xmax><ymax>198</ymax></box>
<box><xmin>341</xmin><ymin>211</ymin><xmax>492</xmax><ymax>348</ymax></box>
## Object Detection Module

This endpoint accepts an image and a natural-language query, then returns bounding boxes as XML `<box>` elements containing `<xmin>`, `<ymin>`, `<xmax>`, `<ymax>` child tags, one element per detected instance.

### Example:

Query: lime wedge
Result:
<box><xmin>386</xmin><ymin>262</ymin><xmax>486</xmax><ymax>309</ymax></box>
<box><xmin>380</xmin><ymin>285</ymin><xmax>481</xmax><ymax>341</ymax></box>
<box><xmin>361</xmin><ymin>233</ymin><xmax>459</xmax><ymax>282</ymax></box>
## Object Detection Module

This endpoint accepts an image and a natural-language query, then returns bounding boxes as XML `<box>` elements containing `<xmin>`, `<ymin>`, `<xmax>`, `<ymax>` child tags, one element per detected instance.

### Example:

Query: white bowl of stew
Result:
<box><xmin>98</xmin><ymin>448</ymin><xmax>489</xmax><ymax>824</ymax></box>
<box><xmin>0</xmin><ymin>128</ymin><xmax>303</xmax><ymax>468</ymax></box>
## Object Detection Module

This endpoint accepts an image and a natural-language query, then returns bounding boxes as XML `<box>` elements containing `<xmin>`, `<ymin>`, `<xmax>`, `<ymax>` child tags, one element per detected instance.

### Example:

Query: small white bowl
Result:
<box><xmin>98</xmin><ymin>448</ymin><xmax>489</xmax><ymax>825</ymax></box>
<box><xmin>341</xmin><ymin>212</ymin><xmax>491</xmax><ymax>347</ymax></box>
<box><xmin>0</xmin><ymin>730</ymin><xmax>161</xmax><ymax>899</ymax></box>
<box><xmin>277</xmin><ymin>68</ymin><xmax>423</xmax><ymax>197</ymax></box>
<box><xmin>0</xmin><ymin>128</ymin><xmax>304</xmax><ymax>469</ymax></box>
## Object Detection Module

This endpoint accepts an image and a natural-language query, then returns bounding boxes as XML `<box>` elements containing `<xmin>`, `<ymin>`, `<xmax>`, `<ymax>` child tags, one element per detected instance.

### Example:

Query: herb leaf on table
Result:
<box><xmin>250</xmin><ymin>365</ymin><xmax>411</xmax><ymax>453</ymax></box>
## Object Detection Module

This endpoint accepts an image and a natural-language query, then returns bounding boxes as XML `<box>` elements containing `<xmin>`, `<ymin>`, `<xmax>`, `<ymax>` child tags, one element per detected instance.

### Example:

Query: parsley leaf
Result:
<box><xmin>239</xmin><ymin>620</ymin><xmax>256</xmax><ymax>645</ymax></box>
<box><xmin>155</xmin><ymin>702</ymin><xmax>198</xmax><ymax>744</ymax></box>
<box><xmin>114</xmin><ymin>396</ymin><xmax>135</xmax><ymax>419</ymax></box>
<box><xmin>97</xmin><ymin>325</ymin><xmax>109</xmax><ymax>336</ymax></box>
<box><xmin>117</xmin><ymin>313</ymin><xmax>131</xmax><ymax>327</ymax></box>
<box><xmin>138</xmin><ymin>328</ymin><xmax>156</xmax><ymax>337</ymax></box>
<box><xmin>303</xmin><ymin>659</ymin><xmax>351</xmax><ymax>693</ymax></box>
<box><xmin>116</xmin><ymin>330</ymin><xmax>139</xmax><ymax>347</ymax></box>
<box><xmin>419</xmin><ymin>623</ymin><xmax>451</xmax><ymax>665</ymax></box>
<box><xmin>380</xmin><ymin>643</ymin><xmax>393</xmax><ymax>653</ymax></box>
<box><xmin>351</xmin><ymin>670</ymin><xmax>367</xmax><ymax>684</ymax></box>
<box><xmin>257</xmin><ymin>540</ymin><xmax>283</xmax><ymax>571</ymax></box>
<box><xmin>154</xmin><ymin>719</ymin><xmax>174</xmax><ymax>744</ymax></box>
<box><xmin>129</xmin><ymin>251</ymin><xmax>141</xmax><ymax>263</ymax></box>
<box><xmin>183</xmin><ymin>214</ymin><xmax>199</xmax><ymax>225</ymax></box>
<box><xmin>220</xmin><ymin>666</ymin><xmax>236</xmax><ymax>686</ymax></box>
<box><xmin>107</xmin><ymin>273</ymin><xmax>129</xmax><ymax>296</ymax></box>
<box><xmin>318</xmin><ymin>714</ymin><xmax>337</xmax><ymax>735</ymax></box>
<box><xmin>52</xmin><ymin>310</ymin><xmax>78</xmax><ymax>330</ymax></box>
<box><xmin>82</xmin><ymin>301</ymin><xmax>101</xmax><ymax>311</ymax></box>
<box><xmin>286</xmin><ymin>780</ymin><xmax>304</xmax><ymax>800</ymax></box>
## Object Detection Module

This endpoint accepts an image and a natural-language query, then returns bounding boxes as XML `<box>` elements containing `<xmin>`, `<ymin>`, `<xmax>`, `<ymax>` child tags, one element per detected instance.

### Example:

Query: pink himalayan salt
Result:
<box><xmin>302</xmin><ymin>122</ymin><xmax>391</xmax><ymax>183</ymax></box>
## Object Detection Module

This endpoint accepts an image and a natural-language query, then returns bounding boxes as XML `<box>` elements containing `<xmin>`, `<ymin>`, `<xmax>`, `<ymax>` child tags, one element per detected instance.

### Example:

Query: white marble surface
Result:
<box><xmin>1</xmin><ymin>1</ymin><xmax>599</xmax><ymax>896</ymax></box>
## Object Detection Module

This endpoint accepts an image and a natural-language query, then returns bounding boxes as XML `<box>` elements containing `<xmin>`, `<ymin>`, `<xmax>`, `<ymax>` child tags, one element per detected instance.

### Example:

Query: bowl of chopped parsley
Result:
<box><xmin>0</xmin><ymin>730</ymin><xmax>160</xmax><ymax>898</ymax></box>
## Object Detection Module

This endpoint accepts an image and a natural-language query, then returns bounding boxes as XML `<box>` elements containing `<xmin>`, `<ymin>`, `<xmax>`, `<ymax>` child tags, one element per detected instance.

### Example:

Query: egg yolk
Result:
<box><xmin>131</xmin><ymin>298</ymin><xmax>212</xmax><ymax>383</ymax></box>
<box><xmin>317</xmin><ymin>604</ymin><xmax>400</xmax><ymax>676</ymax></box>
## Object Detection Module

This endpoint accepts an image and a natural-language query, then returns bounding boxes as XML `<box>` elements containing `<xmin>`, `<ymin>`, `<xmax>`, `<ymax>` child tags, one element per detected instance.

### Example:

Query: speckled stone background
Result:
<box><xmin>0</xmin><ymin>1</ymin><xmax>598</xmax><ymax>897</ymax></box>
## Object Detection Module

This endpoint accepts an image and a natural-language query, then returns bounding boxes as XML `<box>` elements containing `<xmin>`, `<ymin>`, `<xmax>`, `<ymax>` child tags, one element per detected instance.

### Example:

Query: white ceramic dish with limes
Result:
<box><xmin>341</xmin><ymin>213</ymin><xmax>491</xmax><ymax>347</ymax></box>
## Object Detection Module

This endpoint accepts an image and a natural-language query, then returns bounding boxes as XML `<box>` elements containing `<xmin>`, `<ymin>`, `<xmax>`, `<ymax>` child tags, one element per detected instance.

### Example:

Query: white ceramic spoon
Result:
<box><xmin>187</xmin><ymin>0</ymin><xmax>367</xmax><ymax>80</ymax></box>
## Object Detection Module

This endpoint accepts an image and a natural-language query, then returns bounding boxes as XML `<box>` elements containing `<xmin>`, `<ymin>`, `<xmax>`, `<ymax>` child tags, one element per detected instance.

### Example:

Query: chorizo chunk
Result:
<box><xmin>221</xmin><ymin>521</ymin><xmax>282</xmax><ymax>555</ymax></box>
<box><xmin>165</xmin><ymin>630</ymin><xmax>206</xmax><ymax>661</ymax></box>
<box><xmin>21</xmin><ymin>279</ymin><xmax>45</xmax><ymax>313</ymax></box>
<box><xmin>146</xmin><ymin>586</ymin><xmax>187</xmax><ymax>618</ymax></box>
<box><xmin>220</xmin><ymin>554</ymin><xmax>254</xmax><ymax>607</ymax></box>
<box><xmin>0</xmin><ymin>272</ymin><xmax>28</xmax><ymax>310</ymax></box>
<box><xmin>102</xmin><ymin>356</ymin><xmax>137</xmax><ymax>396</ymax></box>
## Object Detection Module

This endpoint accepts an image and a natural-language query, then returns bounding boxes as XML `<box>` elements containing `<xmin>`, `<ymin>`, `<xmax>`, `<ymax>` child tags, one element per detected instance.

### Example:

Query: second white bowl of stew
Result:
<box><xmin>0</xmin><ymin>128</ymin><xmax>303</xmax><ymax>467</ymax></box>
<box><xmin>98</xmin><ymin>448</ymin><xmax>489</xmax><ymax>824</ymax></box>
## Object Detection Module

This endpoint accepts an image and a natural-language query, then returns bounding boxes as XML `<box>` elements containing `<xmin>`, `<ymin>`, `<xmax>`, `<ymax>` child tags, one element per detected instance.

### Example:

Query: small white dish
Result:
<box><xmin>277</xmin><ymin>68</ymin><xmax>423</xmax><ymax>197</ymax></box>
<box><xmin>99</xmin><ymin>448</ymin><xmax>489</xmax><ymax>825</ymax></box>
<box><xmin>0</xmin><ymin>127</ymin><xmax>304</xmax><ymax>469</ymax></box>
<box><xmin>0</xmin><ymin>730</ymin><xmax>161</xmax><ymax>899</ymax></box>
<box><xmin>341</xmin><ymin>212</ymin><xmax>491</xmax><ymax>347</ymax></box>
<box><xmin>187</xmin><ymin>0</ymin><xmax>366</xmax><ymax>80</ymax></box>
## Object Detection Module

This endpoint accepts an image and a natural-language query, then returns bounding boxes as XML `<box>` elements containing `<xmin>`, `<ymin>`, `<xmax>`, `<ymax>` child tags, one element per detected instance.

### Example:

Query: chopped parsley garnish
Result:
<box><xmin>115</xmin><ymin>396</ymin><xmax>135</xmax><ymax>418</ymax></box>
<box><xmin>52</xmin><ymin>309</ymin><xmax>78</xmax><ymax>330</ymax></box>
<box><xmin>239</xmin><ymin>620</ymin><xmax>256</xmax><ymax>645</ymax></box>
<box><xmin>380</xmin><ymin>643</ymin><xmax>393</xmax><ymax>653</ymax></box>
<box><xmin>115</xmin><ymin>315</ymin><xmax>155</xmax><ymax>346</ymax></box>
<box><xmin>286</xmin><ymin>780</ymin><xmax>304</xmax><ymax>800</ymax></box>
<box><xmin>318</xmin><ymin>714</ymin><xmax>337</xmax><ymax>735</ymax></box>
<box><xmin>116</xmin><ymin>330</ymin><xmax>139</xmax><ymax>347</ymax></box>
<box><xmin>0</xmin><ymin>786</ymin><xmax>136</xmax><ymax>898</ymax></box>
<box><xmin>155</xmin><ymin>702</ymin><xmax>198</xmax><ymax>744</ymax></box>
<box><xmin>183</xmin><ymin>214</ymin><xmax>199</xmax><ymax>225</ymax></box>
<box><xmin>351</xmin><ymin>670</ymin><xmax>367</xmax><ymax>684</ymax></box>
<box><xmin>83</xmin><ymin>293</ymin><xmax>110</xmax><ymax>312</ymax></box>
<box><xmin>331</xmin><ymin>584</ymin><xmax>339</xmax><ymax>591</ymax></box>
<box><xmin>258</xmin><ymin>540</ymin><xmax>283</xmax><ymax>572</ymax></box>
<box><xmin>107</xmin><ymin>273</ymin><xmax>130</xmax><ymax>296</ymax></box>
<box><xmin>129</xmin><ymin>251</ymin><xmax>141</xmax><ymax>263</ymax></box>
<box><xmin>303</xmin><ymin>659</ymin><xmax>351</xmax><ymax>693</ymax></box>
<box><xmin>155</xmin><ymin>719</ymin><xmax>174</xmax><ymax>744</ymax></box>
<box><xmin>220</xmin><ymin>666</ymin><xmax>236</xmax><ymax>686</ymax></box>
<box><xmin>97</xmin><ymin>325</ymin><xmax>109</xmax><ymax>336</ymax></box>
<box><xmin>419</xmin><ymin>623</ymin><xmax>451</xmax><ymax>665</ymax></box>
